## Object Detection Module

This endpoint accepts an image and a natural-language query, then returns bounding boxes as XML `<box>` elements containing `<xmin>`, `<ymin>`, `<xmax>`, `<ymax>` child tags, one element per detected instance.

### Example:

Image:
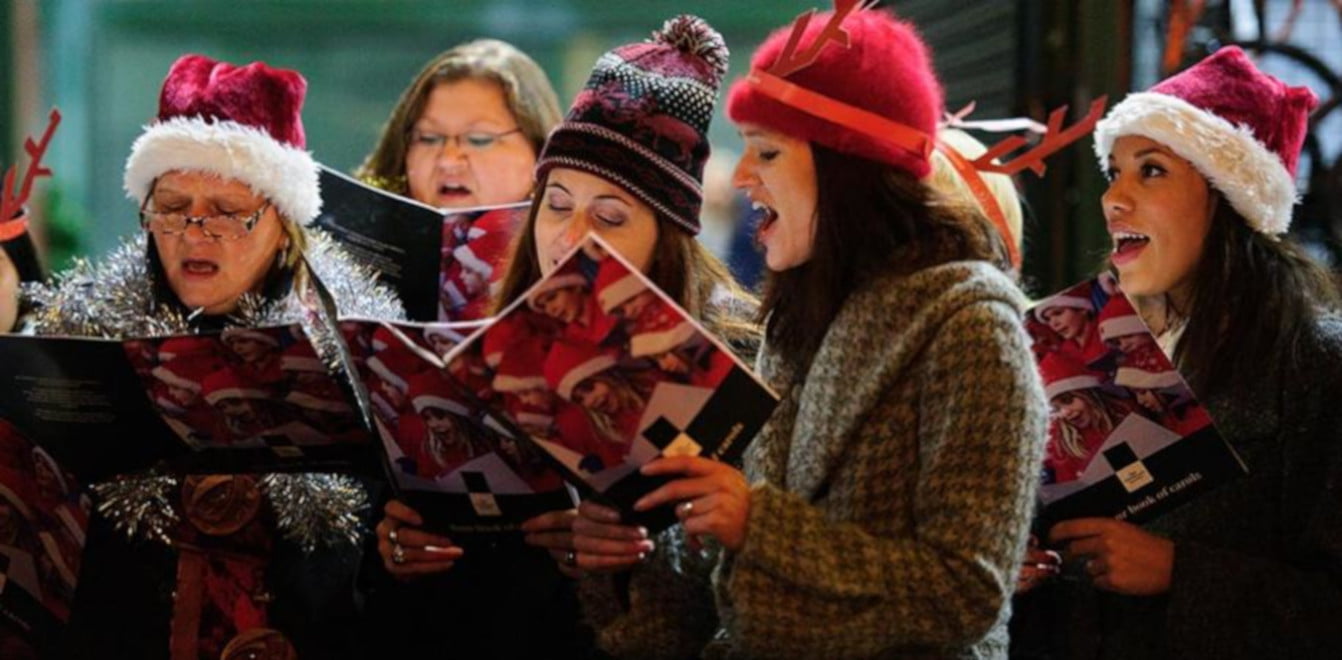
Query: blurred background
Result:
<box><xmin>4</xmin><ymin>0</ymin><xmax>1340</xmax><ymax>296</ymax></box>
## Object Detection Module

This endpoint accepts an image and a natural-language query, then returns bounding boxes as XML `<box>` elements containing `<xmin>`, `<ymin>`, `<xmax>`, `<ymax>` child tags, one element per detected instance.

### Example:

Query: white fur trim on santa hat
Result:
<box><xmin>1094</xmin><ymin>92</ymin><xmax>1297</xmax><ymax>235</ymax></box>
<box><xmin>365</xmin><ymin>356</ymin><xmax>409</xmax><ymax>394</ymax></box>
<box><xmin>629</xmin><ymin>321</ymin><xmax>697</xmax><ymax>358</ymax></box>
<box><xmin>285</xmin><ymin>390</ymin><xmax>352</xmax><ymax>413</ymax></box>
<box><xmin>598</xmin><ymin>273</ymin><xmax>647</xmax><ymax>314</ymax></box>
<box><xmin>412</xmin><ymin>394</ymin><xmax>470</xmax><ymax>417</ymax></box>
<box><xmin>453</xmin><ymin>243</ymin><xmax>493</xmax><ymax>276</ymax></box>
<box><xmin>1045</xmin><ymin>374</ymin><xmax>1101</xmax><ymax>400</ymax></box>
<box><xmin>514</xmin><ymin>410</ymin><xmax>554</xmax><ymax>428</ymax></box>
<box><xmin>154</xmin><ymin>392</ymin><xmax>189</xmax><ymax>415</ymax></box>
<box><xmin>205</xmin><ymin>385</ymin><xmax>271</xmax><ymax>406</ymax></box>
<box><xmin>152</xmin><ymin>365</ymin><xmax>205</xmax><ymax>392</ymax></box>
<box><xmin>493</xmin><ymin>373</ymin><xmax>548</xmax><ymax>393</ymax></box>
<box><xmin>124</xmin><ymin>116</ymin><xmax>323</xmax><ymax>225</ymax></box>
<box><xmin>558</xmin><ymin>353</ymin><xmax>617</xmax><ymax>401</ymax></box>
<box><xmin>1114</xmin><ymin>366</ymin><xmax>1184</xmax><ymax>391</ymax></box>
<box><xmin>1099</xmin><ymin>315</ymin><xmax>1148</xmax><ymax>341</ymax></box>
<box><xmin>1034</xmin><ymin>295</ymin><xmax>1093</xmax><ymax>323</ymax></box>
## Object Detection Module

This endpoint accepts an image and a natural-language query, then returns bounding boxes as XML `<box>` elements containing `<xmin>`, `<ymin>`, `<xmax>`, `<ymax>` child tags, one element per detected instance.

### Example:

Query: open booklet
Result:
<box><xmin>0</xmin><ymin>420</ymin><xmax>87</xmax><ymax>649</ymax></box>
<box><xmin>0</xmin><ymin>324</ymin><xmax>379</xmax><ymax>482</ymax></box>
<box><xmin>313</xmin><ymin>165</ymin><xmax>527</xmax><ymax>322</ymax></box>
<box><xmin>345</xmin><ymin>235</ymin><xmax>780</xmax><ymax>534</ymax></box>
<box><xmin>1026</xmin><ymin>274</ymin><xmax>1246</xmax><ymax>525</ymax></box>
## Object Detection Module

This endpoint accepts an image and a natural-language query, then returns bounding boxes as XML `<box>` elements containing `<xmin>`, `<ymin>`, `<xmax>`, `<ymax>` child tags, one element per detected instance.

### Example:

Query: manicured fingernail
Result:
<box><xmin>424</xmin><ymin>545</ymin><xmax>462</xmax><ymax>555</ymax></box>
<box><xmin>637</xmin><ymin>526</ymin><xmax>649</xmax><ymax>539</ymax></box>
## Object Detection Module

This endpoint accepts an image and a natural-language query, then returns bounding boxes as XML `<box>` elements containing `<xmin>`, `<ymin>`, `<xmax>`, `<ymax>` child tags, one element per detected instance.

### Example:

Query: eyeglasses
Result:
<box><xmin>407</xmin><ymin>128</ymin><xmax>523</xmax><ymax>153</ymax></box>
<box><xmin>140</xmin><ymin>202</ymin><xmax>271</xmax><ymax>242</ymax></box>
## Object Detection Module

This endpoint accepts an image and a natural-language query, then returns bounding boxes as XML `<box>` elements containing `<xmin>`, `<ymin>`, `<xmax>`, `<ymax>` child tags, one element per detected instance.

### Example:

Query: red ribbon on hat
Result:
<box><xmin>0</xmin><ymin>215</ymin><xmax>27</xmax><ymax>242</ymax></box>
<box><xmin>747</xmin><ymin>71</ymin><xmax>935</xmax><ymax>162</ymax></box>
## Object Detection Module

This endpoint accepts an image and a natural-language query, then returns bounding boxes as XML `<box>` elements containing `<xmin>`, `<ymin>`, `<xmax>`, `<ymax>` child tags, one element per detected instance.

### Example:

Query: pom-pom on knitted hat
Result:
<box><xmin>535</xmin><ymin>15</ymin><xmax>729</xmax><ymax>234</ymax></box>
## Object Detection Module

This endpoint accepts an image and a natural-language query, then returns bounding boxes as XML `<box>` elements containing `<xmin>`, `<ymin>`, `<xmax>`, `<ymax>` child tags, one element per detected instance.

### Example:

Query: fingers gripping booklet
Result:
<box><xmin>313</xmin><ymin>165</ymin><xmax>527</xmax><ymax>323</ymax></box>
<box><xmin>1025</xmin><ymin>274</ymin><xmax>1246</xmax><ymax>526</ymax></box>
<box><xmin>346</xmin><ymin>235</ymin><xmax>780</xmax><ymax>535</ymax></box>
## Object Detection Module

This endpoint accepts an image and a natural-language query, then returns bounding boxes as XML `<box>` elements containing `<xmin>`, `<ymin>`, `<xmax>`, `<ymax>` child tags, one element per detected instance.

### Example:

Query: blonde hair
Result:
<box><xmin>355</xmin><ymin>39</ymin><xmax>562</xmax><ymax>195</ymax></box>
<box><xmin>929</xmin><ymin>128</ymin><xmax>1024</xmax><ymax>255</ymax></box>
<box><xmin>1053</xmin><ymin>389</ymin><xmax>1120</xmax><ymax>458</ymax></box>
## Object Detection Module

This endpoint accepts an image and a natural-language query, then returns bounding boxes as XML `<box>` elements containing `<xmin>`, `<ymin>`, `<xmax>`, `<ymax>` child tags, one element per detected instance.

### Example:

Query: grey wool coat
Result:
<box><xmin>581</xmin><ymin>259</ymin><xmax>1049</xmax><ymax>659</ymax></box>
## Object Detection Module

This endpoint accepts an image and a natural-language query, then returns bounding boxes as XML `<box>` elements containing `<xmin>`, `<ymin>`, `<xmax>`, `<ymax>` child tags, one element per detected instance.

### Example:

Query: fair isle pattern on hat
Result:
<box><xmin>1094</xmin><ymin>47</ymin><xmax>1318</xmax><ymax>236</ymax></box>
<box><xmin>535</xmin><ymin>15</ymin><xmax>729</xmax><ymax>235</ymax></box>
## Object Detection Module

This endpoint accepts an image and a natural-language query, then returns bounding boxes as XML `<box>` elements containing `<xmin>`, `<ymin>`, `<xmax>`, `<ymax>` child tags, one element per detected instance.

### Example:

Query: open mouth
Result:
<box><xmin>751</xmin><ymin>200</ymin><xmax>779</xmax><ymax>241</ymax></box>
<box><xmin>1111</xmin><ymin>231</ymin><xmax>1150</xmax><ymax>264</ymax></box>
<box><xmin>181</xmin><ymin>259</ymin><xmax>219</xmax><ymax>276</ymax></box>
<box><xmin>437</xmin><ymin>183</ymin><xmax>472</xmax><ymax>199</ymax></box>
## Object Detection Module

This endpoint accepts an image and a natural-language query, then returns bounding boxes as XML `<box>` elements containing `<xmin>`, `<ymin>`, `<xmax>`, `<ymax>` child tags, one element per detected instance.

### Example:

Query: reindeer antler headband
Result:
<box><xmin>1</xmin><ymin>108</ymin><xmax>61</xmax><ymax>242</ymax></box>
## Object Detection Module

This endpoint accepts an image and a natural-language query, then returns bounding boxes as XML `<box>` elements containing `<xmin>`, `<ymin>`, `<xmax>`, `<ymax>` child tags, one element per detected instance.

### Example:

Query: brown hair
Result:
<box><xmin>494</xmin><ymin>175</ymin><xmax>761</xmax><ymax>357</ymax></box>
<box><xmin>761</xmin><ymin>143</ymin><xmax>1009</xmax><ymax>367</ymax></box>
<box><xmin>1156</xmin><ymin>196</ymin><xmax>1340</xmax><ymax>395</ymax></box>
<box><xmin>355</xmin><ymin>39</ymin><xmax>562</xmax><ymax>195</ymax></box>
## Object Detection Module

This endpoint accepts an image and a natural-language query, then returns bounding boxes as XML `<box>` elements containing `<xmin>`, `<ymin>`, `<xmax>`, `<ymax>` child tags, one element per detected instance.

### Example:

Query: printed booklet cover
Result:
<box><xmin>0</xmin><ymin>324</ymin><xmax>377</xmax><ymax>481</ymax></box>
<box><xmin>314</xmin><ymin>165</ymin><xmax>526</xmax><ymax>323</ymax></box>
<box><xmin>1026</xmin><ymin>274</ymin><xmax>1246</xmax><ymax>525</ymax></box>
<box><xmin>0</xmin><ymin>420</ymin><xmax>87</xmax><ymax>649</ymax></box>
<box><xmin>340</xmin><ymin>317</ymin><xmax>576</xmax><ymax>536</ymax></box>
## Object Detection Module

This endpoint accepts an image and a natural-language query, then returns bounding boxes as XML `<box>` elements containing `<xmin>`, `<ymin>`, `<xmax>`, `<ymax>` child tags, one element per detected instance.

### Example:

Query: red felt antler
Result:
<box><xmin>1</xmin><ymin>108</ymin><xmax>62</xmax><ymax>231</ymax></box>
<box><xmin>970</xmin><ymin>97</ymin><xmax>1106</xmax><ymax>177</ymax></box>
<box><xmin>765</xmin><ymin>0</ymin><xmax>877</xmax><ymax>78</ymax></box>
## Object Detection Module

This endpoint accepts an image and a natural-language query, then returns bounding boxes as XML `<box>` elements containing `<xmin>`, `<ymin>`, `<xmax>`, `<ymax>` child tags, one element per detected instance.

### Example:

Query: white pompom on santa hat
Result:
<box><xmin>1094</xmin><ymin>46</ymin><xmax>1318</xmax><ymax>236</ymax></box>
<box><xmin>124</xmin><ymin>54</ymin><xmax>322</xmax><ymax>225</ymax></box>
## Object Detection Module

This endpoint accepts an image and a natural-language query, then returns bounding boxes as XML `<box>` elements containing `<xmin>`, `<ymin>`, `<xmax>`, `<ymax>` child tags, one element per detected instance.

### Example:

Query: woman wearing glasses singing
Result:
<box><xmin>24</xmin><ymin>55</ymin><xmax>402</xmax><ymax>659</ymax></box>
<box><xmin>356</xmin><ymin>39</ymin><xmax>562</xmax><ymax>209</ymax></box>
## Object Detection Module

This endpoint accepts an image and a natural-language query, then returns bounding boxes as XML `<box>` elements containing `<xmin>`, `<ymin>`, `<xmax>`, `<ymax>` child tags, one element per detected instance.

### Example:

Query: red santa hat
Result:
<box><xmin>1096</xmin><ymin>294</ymin><xmax>1147</xmax><ymax>342</ymax></box>
<box><xmin>280</xmin><ymin>341</ymin><xmax>325</xmax><ymax>373</ymax></box>
<box><xmin>221</xmin><ymin>327</ymin><xmax>280</xmax><ymax>347</ymax></box>
<box><xmin>1114</xmin><ymin>346</ymin><xmax>1184</xmax><ymax>391</ymax></box>
<box><xmin>727</xmin><ymin>8</ymin><xmax>942</xmax><ymax>179</ymax></box>
<box><xmin>512</xmin><ymin>408</ymin><xmax>555</xmax><ymax>431</ymax></box>
<box><xmin>481</xmin><ymin>316</ymin><xmax>525</xmax><ymax>369</ymax></box>
<box><xmin>1032</xmin><ymin>293</ymin><xmax>1094</xmax><ymax>324</ymax></box>
<box><xmin>201</xmin><ymin>369</ymin><xmax>271</xmax><ymax>405</ymax></box>
<box><xmin>593</xmin><ymin>258</ymin><xmax>647</xmax><ymax>315</ymax></box>
<box><xmin>526</xmin><ymin>269</ymin><xmax>589</xmax><ymax>313</ymax></box>
<box><xmin>452</xmin><ymin>210</ymin><xmax>516</xmax><ymax>277</ymax></box>
<box><xmin>1094</xmin><ymin>46</ymin><xmax>1318</xmax><ymax>235</ymax></box>
<box><xmin>156</xmin><ymin>336</ymin><xmax>219</xmax><ymax>362</ymax></box>
<box><xmin>0</xmin><ymin>467</ymin><xmax>36</xmax><ymax>520</ymax></box>
<box><xmin>370</xmin><ymin>326</ymin><xmax>403</xmax><ymax>353</ymax></box>
<box><xmin>628</xmin><ymin>307</ymin><xmax>696</xmax><ymax>358</ymax></box>
<box><xmin>492</xmin><ymin>342</ymin><xmax>549</xmax><ymax>393</ymax></box>
<box><xmin>1039</xmin><ymin>352</ymin><xmax>1102</xmax><ymax>400</ymax></box>
<box><xmin>123</xmin><ymin>54</ymin><xmax>322</xmax><ymax>225</ymax></box>
<box><xmin>406</xmin><ymin>371</ymin><xmax>470</xmax><ymax>417</ymax></box>
<box><xmin>365</xmin><ymin>349</ymin><xmax>428</xmax><ymax>395</ymax></box>
<box><xmin>285</xmin><ymin>388</ymin><xmax>352</xmax><ymax>414</ymax></box>
<box><xmin>152</xmin><ymin>354</ymin><xmax>226</xmax><ymax>393</ymax></box>
<box><xmin>543</xmin><ymin>340</ymin><xmax>618</xmax><ymax>401</ymax></box>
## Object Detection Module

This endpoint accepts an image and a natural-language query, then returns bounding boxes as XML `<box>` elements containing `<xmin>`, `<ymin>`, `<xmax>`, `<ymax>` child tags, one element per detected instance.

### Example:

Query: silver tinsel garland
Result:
<box><xmin>24</xmin><ymin>229</ymin><xmax>403</xmax><ymax>552</ymax></box>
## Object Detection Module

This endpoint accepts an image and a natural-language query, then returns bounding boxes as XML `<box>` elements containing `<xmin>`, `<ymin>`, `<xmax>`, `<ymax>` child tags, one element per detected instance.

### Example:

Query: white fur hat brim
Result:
<box><xmin>1094</xmin><ymin>92</ymin><xmax>1297</xmax><ymax>235</ymax></box>
<box><xmin>124</xmin><ymin>116</ymin><xmax>322</xmax><ymax>225</ymax></box>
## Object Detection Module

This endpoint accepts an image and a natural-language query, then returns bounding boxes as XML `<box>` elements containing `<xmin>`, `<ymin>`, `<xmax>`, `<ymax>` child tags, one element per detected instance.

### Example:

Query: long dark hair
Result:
<box><xmin>1166</xmin><ymin>197</ymin><xmax>1340</xmax><ymax>395</ymax></box>
<box><xmin>760</xmin><ymin>144</ymin><xmax>1009</xmax><ymax>366</ymax></box>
